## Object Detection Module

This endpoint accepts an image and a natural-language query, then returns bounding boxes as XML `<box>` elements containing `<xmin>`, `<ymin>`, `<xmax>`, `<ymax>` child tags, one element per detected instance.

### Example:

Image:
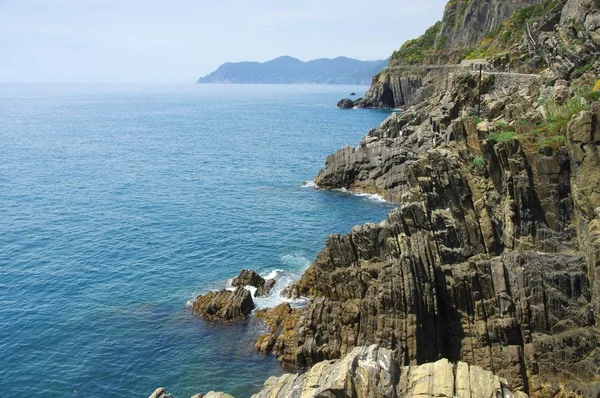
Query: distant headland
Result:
<box><xmin>196</xmin><ymin>56</ymin><xmax>387</xmax><ymax>84</ymax></box>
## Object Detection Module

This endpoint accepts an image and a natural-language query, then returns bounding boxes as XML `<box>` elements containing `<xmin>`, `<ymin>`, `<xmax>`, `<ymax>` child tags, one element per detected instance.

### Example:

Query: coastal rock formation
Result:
<box><xmin>254</xmin><ymin>63</ymin><xmax>600</xmax><ymax>396</ymax></box>
<box><xmin>253</xmin><ymin>345</ymin><xmax>527</xmax><ymax>398</ymax></box>
<box><xmin>337</xmin><ymin>98</ymin><xmax>355</xmax><ymax>109</ymax></box>
<box><xmin>358</xmin><ymin>0</ymin><xmax>600</xmax><ymax>108</ymax></box>
<box><xmin>149</xmin><ymin>388</ymin><xmax>173</xmax><ymax>398</ymax></box>
<box><xmin>149</xmin><ymin>389</ymin><xmax>233</xmax><ymax>398</ymax></box>
<box><xmin>231</xmin><ymin>269</ymin><xmax>275</xmax><ymax>297</ymax></box>
<box><xmin>190</xmin><ymin>288</ymin><xmax>254</xmax><ymax>322</ymax></box>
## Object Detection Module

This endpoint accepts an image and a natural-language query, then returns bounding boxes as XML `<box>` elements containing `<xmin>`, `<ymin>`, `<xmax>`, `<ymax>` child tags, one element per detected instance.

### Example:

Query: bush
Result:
<box><xmin>488</xmin><ymin>131</ymin><xmax>517</xmax><ymax>144</ymax></box>
<box><xmin>391</xmin><ymin>21</ymin><xmax>442</xmax><ymax>65</ymax></box>
<box><xmin>472</xmin><ymin>156</ymin><xmax>486</xmax><ymax>170</ymax></box>
<box><xmin>538</xmin><ymin>135</ymin><xmax>566</xmax><ymax>150</ymax></box>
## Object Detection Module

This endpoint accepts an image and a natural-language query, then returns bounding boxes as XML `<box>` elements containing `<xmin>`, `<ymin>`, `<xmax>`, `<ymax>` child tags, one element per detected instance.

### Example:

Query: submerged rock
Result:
<box><xmin>231</xmin><ymin>269</ymin><xmax>275</xmax><ymax>297</ymax></box>
<box><xmin>190</xmin><ymin>288</ymin><xmax>254</xmax><ymax>322</ymax></box>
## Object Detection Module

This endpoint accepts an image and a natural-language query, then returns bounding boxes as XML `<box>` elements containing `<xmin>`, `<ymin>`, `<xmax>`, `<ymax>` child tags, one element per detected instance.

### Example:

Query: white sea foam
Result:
<box><xmin>352</xmin><ymin>192</ymin><xmax>387</xmax><ymax>203</ymax></box>
<box><xmin>335</xmin><ymin>188</ymin><xmax>387</xmax><ymax>203</ymax></box>
<box><xmin>301</xmin><ymin>180</ymin><xmax>318</xmax><ymax>189</ymax></box>
<box><xmin>186</xmin><ymin>253</ymin><xmax>312</xmax><ymax>311</ymax></box>
<box><xmin>253</xmin><ymin>253</ymin><xmax>311</xmax><ymax>309</ymax></box>
<box><xmin>262</xmin><ymin>269</ymin><xmax>284</xmax><ymax>280</ymax></box>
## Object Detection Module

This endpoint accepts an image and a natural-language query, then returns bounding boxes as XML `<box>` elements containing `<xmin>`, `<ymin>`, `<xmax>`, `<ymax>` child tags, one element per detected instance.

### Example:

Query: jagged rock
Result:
<box><xmin>554</xmin><ymin>79</ymin><xmax>569</xmax><ymax>104</ymax></box>
<box><xmin>337</xmin><ymin>98</ymin><xmax>355</xmax><ymax>109</ymax></box>
<box><xmin>252</xmin><ymin>345</ymin><xmax>527</xmax><ymax>398</ymax></box>
<box><xmin>261</xmin><ymin>66</ymin><xmax>600</xmax><ymax>396</ymax></box>
<box><xmin>149</xmin><ymin>388</ymin><xmax>173</xmax><ymax>398</ymax></box>
<box><xmin>190</xmin><ymin>288</ymin><xmax>254</xmax><ymax>322</ymax></box>
<box><xmin>254</xmin><ymin>303</ymin><xmax>300</xmax><ymax>362</ymax></box>
<box><xmin>231</xmin><ymin>269</ymin><xmax>274</xmax><ymax>297</ymax></box>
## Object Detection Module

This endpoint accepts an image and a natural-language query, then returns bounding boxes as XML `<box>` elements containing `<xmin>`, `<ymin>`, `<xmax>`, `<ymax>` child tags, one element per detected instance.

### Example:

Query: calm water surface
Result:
<box><xmin>0</xmin><ymin>84</ymin><xmax>394</xmax><ymax>397</ymax></box>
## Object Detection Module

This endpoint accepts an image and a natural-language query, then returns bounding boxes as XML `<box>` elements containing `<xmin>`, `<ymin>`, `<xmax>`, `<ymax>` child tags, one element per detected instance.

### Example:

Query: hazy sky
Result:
<box><xmin>0</xmin><ymin>0</ymin><xmax>447</xmax><ymax>83</ymax></box>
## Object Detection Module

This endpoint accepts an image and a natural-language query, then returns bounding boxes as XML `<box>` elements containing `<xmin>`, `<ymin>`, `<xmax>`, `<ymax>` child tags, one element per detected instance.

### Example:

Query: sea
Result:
<box><xmin>0</xmin><ymin>84</ymin><xmax>394</xmax><ymax>397</ymax></box>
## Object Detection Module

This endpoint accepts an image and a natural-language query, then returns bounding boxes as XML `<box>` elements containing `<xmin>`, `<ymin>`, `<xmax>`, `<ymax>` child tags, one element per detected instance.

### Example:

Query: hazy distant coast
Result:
<box><xmin>196</xmin><ymin>56</ymin><xmax>387</xmax><ymax>85</ymax></box>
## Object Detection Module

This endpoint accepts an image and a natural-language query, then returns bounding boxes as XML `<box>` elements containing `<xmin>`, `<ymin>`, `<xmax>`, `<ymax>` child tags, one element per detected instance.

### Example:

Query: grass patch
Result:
<box><xmin>472</xmin><ymin>156</ymin><xmax>486</xmax><ymax>170</ymax></box>
<box><xmin>488</xmin><ymin>131</ymin><xmax>517</xmax><ymax>144</ymax></box>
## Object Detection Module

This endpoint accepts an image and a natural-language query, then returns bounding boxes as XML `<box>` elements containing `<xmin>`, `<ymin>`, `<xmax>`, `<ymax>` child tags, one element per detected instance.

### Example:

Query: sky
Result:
<box><xmin>0</xmin><ymin>0</ymin><xmax>448</xmax><ymax>83</ymax></box>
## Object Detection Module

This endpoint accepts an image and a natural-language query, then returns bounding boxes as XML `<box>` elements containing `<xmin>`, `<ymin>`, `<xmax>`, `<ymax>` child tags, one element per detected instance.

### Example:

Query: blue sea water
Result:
<box><xmin>0</xmin><ymin>84</ymin><xmax>394</xmax><ymax>397</ymax></box>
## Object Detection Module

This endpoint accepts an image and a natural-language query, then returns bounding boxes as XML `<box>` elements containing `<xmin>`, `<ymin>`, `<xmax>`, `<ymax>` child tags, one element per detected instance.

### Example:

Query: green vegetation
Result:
<box><xmin>391</xmin><ymin>22</ymin><xmax>442</xmax><ymax>65</ymax></box>
<box><xmin>472</xmin><ymin>156</ymin><xmax>486</xmax><ymax>170</ymax></box>
<box><xmin>571</xmin><ymin>62</ymin><xmax>595</xmax><ymax>79</ymax></box>
<box><xmin>538</xmin><ymin>135</ymin><xmax>565</xmax><ymax>150</ymax></box>
<box><xmin>582</xmin><ymin>90</ymin><xmax>600</xmax><ymax>102</ymax></box>
<box><xmin>472</xmin><ymin>116</ymin><xmax>483</xmax><ymax>124</ymax></box>
<box><xmin>534</xmin><ymin>95</ymin><xmax>590</xmax><ymax>136</ymax></box>
<box><xmin>488</xmin><ymin>131</ymin><xmax>517</xmax><ymax>144</ymax></box>
<box><xmin>464</xmin><ymin>0</ymin><xmax>560</xmax><ymax>60</ymax></box>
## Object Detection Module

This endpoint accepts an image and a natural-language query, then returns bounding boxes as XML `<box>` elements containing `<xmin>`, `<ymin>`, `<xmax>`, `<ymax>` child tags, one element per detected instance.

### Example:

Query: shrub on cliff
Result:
<box><xmin>390</xmin><ymin>22</ymin><xmax>442</xmax><ymax>65</ymax></box>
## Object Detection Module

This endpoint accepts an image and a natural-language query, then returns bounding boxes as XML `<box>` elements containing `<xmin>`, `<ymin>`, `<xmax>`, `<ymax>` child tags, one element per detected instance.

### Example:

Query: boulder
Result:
<box><xmin>190</xmin><ymin>288</ymin><xmax>254</xmax><ymax>322</ymax></box>
<box><xmin>231</xmin><ymin>269</ymin><xmax>274</xmax><ymax>297</ymax></box>
<box><xmin>149</xmin><ymin>388</ymin><xmax>173</xmax><ymax>398</ymax></box>
<box><xmin>337</xmin><ymin>98</ymin><xmax>355</xmax><ymax>109</ymax></box>
<box><xmin>252</xmin><ymin>345</ymin><xmax>527</xmax><ymax>398</ymax></box>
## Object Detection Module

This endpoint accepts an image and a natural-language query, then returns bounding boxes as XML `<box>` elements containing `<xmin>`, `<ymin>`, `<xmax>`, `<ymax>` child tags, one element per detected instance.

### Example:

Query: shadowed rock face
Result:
<box><xmin>190</xmin><ymin>288</ymin><xmax>254</xmax><ymax>322</ymax></box>
<box><xmin>254</xmin><ymin>69</ymin><xmax>600</xmax><ymax>397</ymax></box>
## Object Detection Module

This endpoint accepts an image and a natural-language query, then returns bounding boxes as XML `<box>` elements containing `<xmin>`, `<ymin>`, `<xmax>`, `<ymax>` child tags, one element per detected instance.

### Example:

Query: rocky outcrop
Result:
<box><xmin>231</xmin><ymin>269</ymin><xmax>274</xmax><ymax>297</ymax></box>
<box><xmin>437</xmin><ymin>0</ymin><xmax>542</xmax><ymax>50</ymax></box>
<box><xmin>190</xmin><ymin>288</ymin><xmax>254</xmax><ymax>322</ymax></box>
<box><xmin>149</xmin><ymin>389</ymin><xmax>233</xmax><ymax>398</ymax></box>
<box><xmin>337</xmin><ymin>98</ymin><xmax>355</xmax><ymax>109</ymax></box>
<box><xmin>150</xmin><ymin>388</ymin><xmax>174</xmax><ymax>398</ymax></box>
<box><xmin>253</xmin><ymin>345</ymin><xmax>527</xmax><ymax>398</ymax></box>
<box><xmin>253</xmin><ymin>66</ymin><xmax>600</xmax><ymax>396</ymax></box>
<box><xmin>360</xmin><ymin>0</ymin><xmax>600</xmax><ymax>109</ymax></box>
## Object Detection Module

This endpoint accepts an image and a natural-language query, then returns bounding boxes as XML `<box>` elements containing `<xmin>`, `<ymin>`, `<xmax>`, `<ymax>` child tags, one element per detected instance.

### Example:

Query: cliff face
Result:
<box><xmin>436</xmin><ymin>0</ymin><xmax>543</xmax><ymax>50</ymax></box>
<box><xmin>359</xmin><ymin>0</ymin><xmax>600</xmax><ymax>109</ymax></box>
<box><xmin>256</xmin><ymin>67</ymin><xmax>600</xmax><ymax>396</ymax></box>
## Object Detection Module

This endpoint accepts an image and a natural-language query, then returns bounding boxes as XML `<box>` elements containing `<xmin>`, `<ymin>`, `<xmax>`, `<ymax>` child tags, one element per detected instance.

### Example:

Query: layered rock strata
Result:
<box><xmin>231</xmin><ymin>269</ymin><xmax>275</xmax><ymax>297</ymax></box>
<box><xmin>253</xmin><ymin>71</ymin><xmax>600</xmax><ymax>397</ymax></box>
<box><xmin>190</xmin><ymin>288</ymin><xmax>254</xmax><ymax>322</ymax></box>
<box><xmin>253</xmin><ymin>345</ymin><xmax>528</xmax><ymax>398</ymax></box>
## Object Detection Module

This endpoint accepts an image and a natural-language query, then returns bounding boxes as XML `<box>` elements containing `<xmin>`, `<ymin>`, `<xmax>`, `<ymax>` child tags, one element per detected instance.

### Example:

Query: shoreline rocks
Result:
<box><xmin>231</xmin><ymin>269</ymin><xmax>275</xmax><ymax>297</ymax></box>
<box><xmin>337</xmin><ymin>98</ymin><xmax>355</xmax><ymax>109</ymax></box>
<box><xmin>190</xmin><ymin>287</ymin><xmax>254</xmax><ymax>322</ymax></box>
<box><xmin>253</xmin><ymin>345</ymin><xmax>528</xmax><ymax>398</ymax></box>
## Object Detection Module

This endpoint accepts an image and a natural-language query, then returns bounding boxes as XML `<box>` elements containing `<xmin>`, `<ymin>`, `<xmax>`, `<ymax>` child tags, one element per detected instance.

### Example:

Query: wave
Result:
<box><xmin>253</xmin><ymin>253</ymin><xmax>311</xmax><ymax>309</ymax></box>
<box><xmin>187</xmin><ymin>253</ymin><xmax>311</xmax><ymax>311</ymax></box>
<box><xmin>336</xmin><ymin>187</ymin><xmax>387</xmax><ymax>203</ymax></box>
<box><xmin>301</xmin><ymin>180</ymin><xmax>318</xmax><ymax>189</ymax></box>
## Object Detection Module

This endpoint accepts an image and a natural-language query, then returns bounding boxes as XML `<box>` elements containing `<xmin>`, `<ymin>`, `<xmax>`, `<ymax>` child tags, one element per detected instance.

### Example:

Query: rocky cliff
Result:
<box><xmin>152</xmin><ymin>1</ymin><xmax>600</xmax><ymax>397</ymax></box>
<box><xmin>357</xmin><ymin>0</ymin><xmax>600</xmax><ymax>109</ymax></box>
<box><xmin>254</xmin><ymin>63</ymin><xmax>600</xmax><ymax>395</ymax></box>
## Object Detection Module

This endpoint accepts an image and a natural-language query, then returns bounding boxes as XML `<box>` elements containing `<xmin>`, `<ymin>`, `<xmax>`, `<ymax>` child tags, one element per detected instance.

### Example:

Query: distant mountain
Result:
<box><xmin>197</xmin><ymin>56</ymin><xmax>388</xmax><ymax>84</ymax></box>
